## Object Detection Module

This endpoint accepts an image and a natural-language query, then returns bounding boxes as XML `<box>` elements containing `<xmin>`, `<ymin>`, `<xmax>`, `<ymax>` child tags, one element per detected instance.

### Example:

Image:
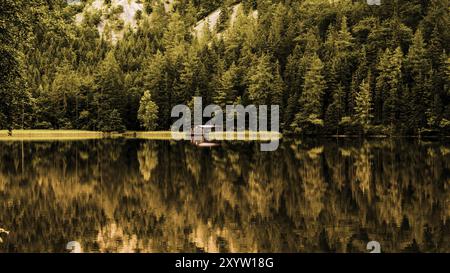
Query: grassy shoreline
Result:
<box><xmin>0</xmin><ymin>130</ymin><xmax>104</xmax><ymax>141</ymax></box>
<box><xmin>0</xmin><ymin>130</ymin><xmax>282</xmax><ymax>141</ymax></box>
<box><xmin>2</xmin><ymin>130</ymin><xmax>449</xmax><ymax>142</ymax></box>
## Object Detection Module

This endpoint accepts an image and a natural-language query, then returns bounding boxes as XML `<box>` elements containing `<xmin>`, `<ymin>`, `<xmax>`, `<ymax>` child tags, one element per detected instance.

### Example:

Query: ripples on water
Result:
<box><xmin>0</xmin><ymin>139</ymin><xmax>448</xmax><ymax>253</ymax></box>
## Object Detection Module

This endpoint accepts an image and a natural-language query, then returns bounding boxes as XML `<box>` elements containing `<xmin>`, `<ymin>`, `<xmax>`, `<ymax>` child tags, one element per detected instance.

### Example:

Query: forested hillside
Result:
<box><xmin>1</xmin><ymin>0</ymin><xmax>449</xmax><ymax>135</ymax></box>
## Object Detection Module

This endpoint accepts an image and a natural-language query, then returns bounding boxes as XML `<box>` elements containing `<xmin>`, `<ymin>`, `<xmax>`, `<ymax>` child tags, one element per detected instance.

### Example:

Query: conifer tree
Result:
<box><xmin>355</xmin><ymin>78</ymin><xmax>373</xmax><ymax>133</ymax></box>
<box><xmin>406</xmin><ymin>29</ymin><xmax>431</xmax><ymax>132</ymax></box>
<box><xmin>0</xmin><ymin>0</ymin><xmax>30</xmax><ymax>131</ymax></box>
<box><xmin>247</xmin><ymin>54</ymin><xmax>273</xmax><ymax>105</ymax></box>
<box><xmin>301</xmin><ymin>54</ymin><xmax>326</xmax><ymax>118</ymax></box>
<box><xmin>292</xmin><ymin>54</ymin><xmax>326</xmax><ymax>134</ymax></box>
<box><xmin>284</xmin><ymin>45</ymin><xmax>304</xmax><ymax>127</ymax></box>
<box><xmin>376</xmin><ymin>47</ymin><xmax>403</xmax><ymax>130</ymax></box>
<box><xmin>336</xmin><ymin>16</ymin><xmax>354</xmax><ymax>53</ymax></box>
<box><xmin>325</xmin><ymin>85</ymin><xmax>344</xmax><ymax>135</ymax></box>
<box><xmin>214</xmin><ymin>62</ymin><xmax>240</xmax><ymax>108</ymax></box>
<box><xmin>94</xmin><ymin>51</ymin><xmax>126</xmax><ymax>131</ymax></box>
<box><xmin>272</xmin><ymin>62</ymin><xmax>285</xmax><ymax>107</ymax></box>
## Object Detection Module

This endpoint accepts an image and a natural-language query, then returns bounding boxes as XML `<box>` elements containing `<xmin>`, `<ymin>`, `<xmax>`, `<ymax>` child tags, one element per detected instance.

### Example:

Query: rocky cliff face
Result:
<box><xmin>70</xmin><ymin>0</ymin><xmax>254</xmax><ymax>43</ymax></box>
<box><xmin>193</xmin><ymin>3</ymin><xmax>258</xmax><ymax>37</ymax></box>
<box><xmin>71</xmin><ymin>0</ymin><xmax>146</xmax><ymax>43</ymax></box>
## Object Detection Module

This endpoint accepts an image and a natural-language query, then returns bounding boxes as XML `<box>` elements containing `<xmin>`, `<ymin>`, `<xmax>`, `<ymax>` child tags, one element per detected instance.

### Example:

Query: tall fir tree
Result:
<box><xmin>355</xmin><ymin>77</ymin><xmax>373</xmax><ymax>134</ymax></box>
<box><xmin>325</xmin><ymin>84</ymin><xmax>344</xmax><ymax>135</ymax></box>
<box><xmin>292</xmin><ymin>54</ymin><xmax>326</xmax><ymax>134</ymax></box>
<box><xmin>214</xmin><ymin>62</ymin><xmax>240</xmax><ymax>108</ymax></box>
<box><xmin>94</xmin><ymin>51</ymin><xmax>126</xmax><ymax>132</ymax></box>
<box><xmin>406</xmin><ymin>29</ymin><xmax>432</xmax><ymax>132</ymax></box>
<box><xmin>376</xmin><ymin>47</ymin><xmax>403</xmax><ymax>131</ymax></box>
<box><xmin>247</xmin><ymin>54</ymin><xmax>274</xmax><ymax>105</ymax></box>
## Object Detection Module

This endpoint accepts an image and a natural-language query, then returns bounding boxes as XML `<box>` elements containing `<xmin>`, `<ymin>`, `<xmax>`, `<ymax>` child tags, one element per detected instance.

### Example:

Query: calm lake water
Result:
<box><xmin>0</xmin><ymin>139</ymin><xmax>448</xmax><ymax>253</ymax></box>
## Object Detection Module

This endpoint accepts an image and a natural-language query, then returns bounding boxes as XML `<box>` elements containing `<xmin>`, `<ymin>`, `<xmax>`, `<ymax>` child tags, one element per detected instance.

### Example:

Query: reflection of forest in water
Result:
<box><xmin>0</xmin><ymin>139</ymin><xmax>448</xmax><ymax>253</ymax></box>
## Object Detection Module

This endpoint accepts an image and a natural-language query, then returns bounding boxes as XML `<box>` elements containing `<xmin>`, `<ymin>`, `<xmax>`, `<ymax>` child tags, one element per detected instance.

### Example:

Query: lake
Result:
<box><xmin>0</xmin><ymin>139</ymin><xmax>448</xmax><ymax>253</ymax></box>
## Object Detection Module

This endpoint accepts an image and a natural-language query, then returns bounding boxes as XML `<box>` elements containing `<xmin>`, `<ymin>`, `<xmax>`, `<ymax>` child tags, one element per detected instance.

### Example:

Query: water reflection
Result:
<box><xmin>0</xmin><ymin>139</ymin><xmax>448</xmax><ymax>253</ymax></box>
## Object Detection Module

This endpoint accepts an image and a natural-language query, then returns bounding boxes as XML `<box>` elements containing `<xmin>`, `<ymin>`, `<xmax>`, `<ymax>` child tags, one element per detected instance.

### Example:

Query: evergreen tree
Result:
<box><xmin>349</xmin><ymin>48</ymin><xmax>369</xmax><ymax>117</ymax></box>
<box><xmin>98</xmin><ymin>109</ymin><xmax>126</xmax><ymax>132</ymax></box>
<box><xmin>0</xmin><ymin>0</ymin><xmax>30</xmax><ymax>131</ymax></box>
<box><xmin>50</xmin><ymin>61</ymin><xmax>81</xmax><ymax>128</ymax></box>
<box><xmin>376</xmin><ymin>47</ymin><xmax>403</xmax><ymax>131</ymax></box>
<box><xmin>355</xmin><ymin>78</ymin><xmax>373</xmax><ymax>134</ymax></box>
<box><xmin>175</xmin><ymin>49</ymin><xmax>200</xmax><ymax>104</ymax></box>
<box><xmin>283</xmin><ymin>45</ymin><xmax>304</xmax><ymax>127</ymax></box>
<box><xmin>406</xmin><ymin>29</ymin><xmax>431</xmax><ymax>132</ymax></box>
<box><xmin>143</xmin><ymin>51</ymin><xmax>170</xmax><ymax>129</ymax></box>
<box><xmin>292</xmin><ymin>54</ymin><xmax>326</xmax><ymax>134</ymax></box>
<box><xmin>214</xmin><ymin>62</ymin><xmax>240</xmax><ymax>108</ymax></box>
<box><xmin>94</xmin><ymin>51</ymin><xmax>126</xmax><ymax>132</ymax></box>
<box><xmin>271</xmin><ymin>62</ymin><xmax>285</xmax><ymax>107</ymax></box>
<box><xmin>427</xmin><ymin>26</ymin><xmax>444</xmax><ymax>68</ymax></box>
<box><xmin>247</xmin><ymin>54</ymin><xmax>273</xmax><ymax>105</ymax></box>
<box><xmin>325</xmin><ymin>85</ymin><xmax>344</xmax><ymax>135</ymax></box>
<box><xmin>267</xmin><ymin>3</ymin><xmax>289</xmax><ymax>62</ymax></box>
<box><xmin>336</xmin><ymin>16</ymin><xmax>354</xmax><ymax>53</ymax></box>
<box><xmin>247</xmin><ymin>54</ymin><xmax>284</xmax><ymax>107</ymax></box>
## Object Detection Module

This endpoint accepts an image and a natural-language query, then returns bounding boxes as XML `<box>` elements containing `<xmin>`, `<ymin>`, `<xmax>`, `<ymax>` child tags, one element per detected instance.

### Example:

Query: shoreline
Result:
<box><xmin>1</xmin><ymin>130</ymin><xmax>448</xmax><ymax>141</ymax></box>
<box><xmin>0</xmin><ymin>130</ymin><xmax>104</xmax><ymax>141</ymax></box>
<box><xmin>0</xmin><ymin>130</ymin><xmax>282</xmax><ymax>141</ymax></box>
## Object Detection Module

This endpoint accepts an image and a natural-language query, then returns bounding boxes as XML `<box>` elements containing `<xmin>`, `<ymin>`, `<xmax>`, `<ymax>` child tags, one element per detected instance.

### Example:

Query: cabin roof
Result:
<box><xmin>195</xmin><ymin>125</ymin><xmax>216</xmax><ymax>129</ymax></box>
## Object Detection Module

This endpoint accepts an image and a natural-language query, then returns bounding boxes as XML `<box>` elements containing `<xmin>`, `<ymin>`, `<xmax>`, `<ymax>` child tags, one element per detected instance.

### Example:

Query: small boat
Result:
<box><xmin>193</xmin><ymin>142</ymin><xmax>219</xmax><ymax>148</ymax></box>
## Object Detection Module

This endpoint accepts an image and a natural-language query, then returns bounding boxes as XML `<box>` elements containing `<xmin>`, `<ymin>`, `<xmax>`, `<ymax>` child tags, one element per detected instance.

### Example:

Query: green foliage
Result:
<box><xmin>291</xmin><ymin>54</ymin><xmax>326</xmax><ymax>135</ymax></box>
<box><xmin>99</xmin><ymin>109</ymin><xmax>126</xmax><ymax>132</ymax></box>
<box><xmin>138</xmin><ymin>90</ymin><xmax>159</xmax><ymax>130</ymax></box>
<box><xmin>355</xmin><ymin>78</ymin><xmax>373</xmax><ymax>133</ymax></box>
<box><xmin>376</xmin><ymin>47</ymin><xmax>403</xmax><ymax>131</ymax></box>
<box><xmin>247</xmin><ymin>54</ymin><xmax>273</xmax><ymax>105</ymax></box>
<box><xmin>0</xmin><ymin>0</ymin><xmax>30</xmax><ymax>131</ymax></box>
<box><xmin>325</xmin><ymin>85</ymin><xmax>344</xmax><ymax>134</ymax></box>
<box><xmin>214</xmin><ymin>62</ymin><xmax>240</xmax><ymax>107</ymax></box>
<box><xmin>1</xmin><ymin>0</ymin><xmax>450</xmax><ymax>136</ymax></box>
<box><xmin>94</xmin><ymin>51</ymin><xmax>126</xmax><ymax>132</ymax></box>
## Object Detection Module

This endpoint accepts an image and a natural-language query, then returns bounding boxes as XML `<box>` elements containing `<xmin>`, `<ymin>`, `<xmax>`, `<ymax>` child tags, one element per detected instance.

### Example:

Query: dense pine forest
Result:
<box><xmin>1</xmin><ymin>0</ymin><xmax>449</xmax><ymax>136</ymax></box>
